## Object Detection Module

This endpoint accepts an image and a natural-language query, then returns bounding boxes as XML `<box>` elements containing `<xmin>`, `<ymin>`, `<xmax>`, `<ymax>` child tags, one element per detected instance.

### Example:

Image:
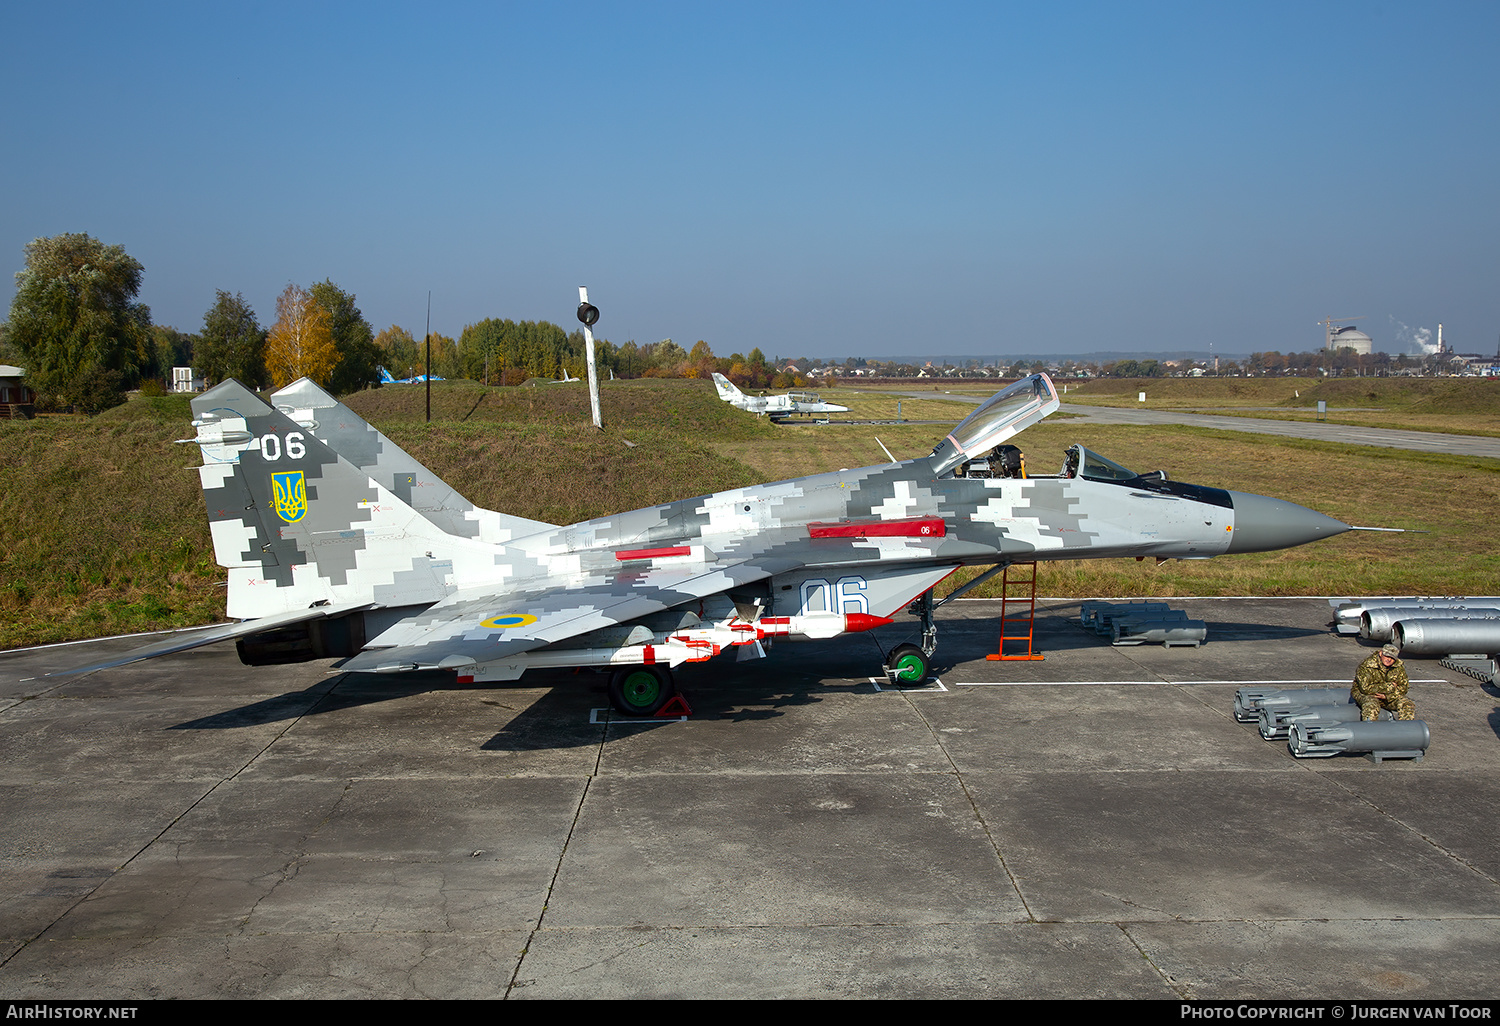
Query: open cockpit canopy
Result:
<box><xmin>929</xmin><ymin>373</ymin><xmax>1060</xmax><ymax>477</ymax></box>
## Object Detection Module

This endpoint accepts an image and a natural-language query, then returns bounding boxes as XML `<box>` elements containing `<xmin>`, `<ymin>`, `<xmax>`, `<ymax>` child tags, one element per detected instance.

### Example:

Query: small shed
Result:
<box><xmin>0</xmin><ymin>366</ymin><xmax>35</xmax><ymax>419</ymax></box>
<box><xmin>171</xmin><ymin>367</ymin><xmax>204</xmax><ymax>392</ymax></box>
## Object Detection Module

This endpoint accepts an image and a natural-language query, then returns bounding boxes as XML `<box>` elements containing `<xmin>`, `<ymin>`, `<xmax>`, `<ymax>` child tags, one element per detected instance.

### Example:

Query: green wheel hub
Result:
<box><xmin>893</xmin><ymin>653</ymin><xmax>925</xmax><ymax>682</ymax></box>
<box><xmin>620</xmin><ymin>671</ymin><xmax>662</xmax><ymax>708</ymax></box>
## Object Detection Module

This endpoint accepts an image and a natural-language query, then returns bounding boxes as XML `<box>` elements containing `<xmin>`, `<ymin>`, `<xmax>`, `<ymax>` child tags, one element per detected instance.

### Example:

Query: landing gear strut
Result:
<box><xmin>882</xmin><ymin>589</ymin><xmax>939</xmax><ymax>685</ymax></box>
<box><xmin>908</xmin><ymin>588</ymin><xmax>938</xmax><ymax>658</ymax></box>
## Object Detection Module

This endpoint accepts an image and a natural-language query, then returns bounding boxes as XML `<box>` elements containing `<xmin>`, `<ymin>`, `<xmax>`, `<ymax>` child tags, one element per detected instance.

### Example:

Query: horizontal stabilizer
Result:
<box><xmin>46</xmin><ymin>602</ymin><xmax>373</xmax><ymax>677</ymax></box>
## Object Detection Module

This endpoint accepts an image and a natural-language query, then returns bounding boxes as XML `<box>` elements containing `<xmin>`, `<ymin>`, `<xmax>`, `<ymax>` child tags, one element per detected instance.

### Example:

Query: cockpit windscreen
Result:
<box><xmin>1072</xmin><ymin>446</ymin><xmax>1137</xmax><ymax>482</ymax></box>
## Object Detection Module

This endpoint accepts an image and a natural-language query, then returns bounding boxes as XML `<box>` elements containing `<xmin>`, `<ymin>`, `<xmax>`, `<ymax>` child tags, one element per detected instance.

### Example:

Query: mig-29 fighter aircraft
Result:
<box><xmin>57</xmin><ymin>374</ymin><xmax>1350</xmax><ymax>716</ymax></box>
<box><xmin>711</xmin><ymin>372</ymin><xmax>850</xmax><ymax>420</ymax></box>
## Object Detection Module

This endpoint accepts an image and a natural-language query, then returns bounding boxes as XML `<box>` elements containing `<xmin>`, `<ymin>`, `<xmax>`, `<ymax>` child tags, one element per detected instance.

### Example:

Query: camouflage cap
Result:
<box><xmin>1380</xmin><ymin>642</ymin><xmax>1401</xmax><ymax>658</ymax></box>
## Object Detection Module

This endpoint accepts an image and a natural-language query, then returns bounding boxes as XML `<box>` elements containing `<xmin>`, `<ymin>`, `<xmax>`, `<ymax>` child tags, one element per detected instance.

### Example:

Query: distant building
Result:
<box><xmin>1325</xmin><ymin>325</ymin><xmax>1373</xmax><ymax>355</ymax></box>
<box><xmin>0</xmin><ymin>365</ymin><xmax>35</xmax><ymax>419</ymax></box>
<box><xmin>171</xmin><ymin>367</ymin><xmax>204</xmax><ymax>393</ymax></box>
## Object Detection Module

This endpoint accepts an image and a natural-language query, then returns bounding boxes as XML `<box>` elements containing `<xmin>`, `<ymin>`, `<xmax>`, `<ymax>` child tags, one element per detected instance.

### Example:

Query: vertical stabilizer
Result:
<box><xmin>189</xmin><ymin>380</ymin><xmax>502</xmax><ymax>620</ymax></box>
<box><xmin>270</xmin><ymin>378</ymin><xmax>556</xmax><ymax>542</ymax></box>
<box><xmin>711</xmin><ymin>372</ymin><xmax>746</xmax><ymax>404</ymax></box>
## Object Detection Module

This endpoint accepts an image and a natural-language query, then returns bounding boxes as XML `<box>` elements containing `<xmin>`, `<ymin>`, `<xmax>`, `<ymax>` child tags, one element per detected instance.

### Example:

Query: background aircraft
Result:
<box><xmin>377</xmin><ymin>366</ymin><xmax>444</xmax><ymax>385</ymax></box>
<box><xmin>711</xmin><ymin>372</ymin><xmax>850</xmax><ymax>419</ymax></box>
<box><xmin>58</xmin><ymin>374</ymin><xmax>1349</xmax><ymax>716</ymax></box>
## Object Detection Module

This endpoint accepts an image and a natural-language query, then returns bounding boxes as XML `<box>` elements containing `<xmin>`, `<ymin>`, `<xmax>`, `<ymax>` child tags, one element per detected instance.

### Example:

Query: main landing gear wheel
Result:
<box><xmin>885</xmin><ymin>644</ymin><xmax>930</xmax><ymax>685</ymax></box>
<box><xmin>608</xmin><ymin>665</ymin><xmax>676</xmax><ymax>717</ymax></box>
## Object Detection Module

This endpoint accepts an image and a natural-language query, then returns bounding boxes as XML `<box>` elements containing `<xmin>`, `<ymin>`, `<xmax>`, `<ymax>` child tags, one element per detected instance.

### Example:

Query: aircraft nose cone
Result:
<box><xmin>1226</xmin><ymin>491</ymin><xmax>1351</xmax><ymax>554</ymax></box>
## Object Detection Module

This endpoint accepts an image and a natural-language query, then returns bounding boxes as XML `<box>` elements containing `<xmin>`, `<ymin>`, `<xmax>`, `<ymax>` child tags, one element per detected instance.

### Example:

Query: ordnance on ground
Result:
<box><xmin>1259</xmin><ymin>702</ymin><xmax>1380</xmax><ymax>741</ymax></box>
<box><xmin>1331</xmin><ymin>597</ymin><xmax>1500</xmax><ymax>635</ymax></box>
<box><xmin>1233</xmin><ymin>686</ymin><xmax>1353</xmax><ymax>723</ymax></box>
<box><xmin>1359</xmin><ymin>606</ymin><xmax>1500</xmax><ymax>642</ymax></box>
<box><xmin>1391</xmin><ymin>618</ymin><xmax>1500</xmax><ymax>658</ymax></box>
<box><xmin>1288</xmin><ymin>719</ymin><xmax>1429</xmax><ymax>761</ymax></box>
<box><xmin>1081</xmin><ymin>601</ymin><xmax>1173</xmax><ymax>634</ymax></box>
<box><xmin>1111</xmin><ymin>616</ymin><xmax>1207</xmax><ymax>647</ymax></box>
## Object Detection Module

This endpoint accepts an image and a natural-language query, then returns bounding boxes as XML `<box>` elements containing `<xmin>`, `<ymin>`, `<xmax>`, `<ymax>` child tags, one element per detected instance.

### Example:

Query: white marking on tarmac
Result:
<box><xmin>1</xmin><ymin>623</ymin><xmax>231</xmax><ymax>654</ymax></box>
<box><xmin>590</xmin><ymin>707</ymin><xmax>687</xmax><ymax>725</ymax></box>
<box><xmin>869</xmin><ymin>677</ymin><xmax>948</xmax><ymax>693</ymax></box>
<box><xmin>954</xmin><ymin>677</ymin><xmax>1448</xmax><ymax>687</ymax></box>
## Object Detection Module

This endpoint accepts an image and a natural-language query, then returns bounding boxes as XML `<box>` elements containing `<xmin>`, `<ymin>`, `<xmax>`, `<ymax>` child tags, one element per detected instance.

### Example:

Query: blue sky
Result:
<box><xmin>2</xmin><ymin>2</ymin><xmax>1496</xmax><ymax>359</ymax></box>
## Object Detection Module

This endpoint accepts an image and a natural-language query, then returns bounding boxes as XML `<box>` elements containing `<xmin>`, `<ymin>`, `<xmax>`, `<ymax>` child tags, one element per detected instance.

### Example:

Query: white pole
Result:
<box><xmin>579</xmin><ymin>285</ymin><xmax>602</xmax><ymax>429</ymax></box>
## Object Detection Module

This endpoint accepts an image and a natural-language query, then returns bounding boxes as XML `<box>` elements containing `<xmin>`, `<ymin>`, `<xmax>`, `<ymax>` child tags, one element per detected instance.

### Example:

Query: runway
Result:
<box><xmin>3</xmin><ymin>598</ymin><xmax>1498</xmax><ymax>999</ymax></box>
<box><xmin>866</xmin><ymin>388</ymin><xmax>1500</xmax><ymax>458</ymax></box>
<box><xmin>1061</xmin><ymin>403</ymin><xmax>1500</xmax><ymax>459</ymax></box>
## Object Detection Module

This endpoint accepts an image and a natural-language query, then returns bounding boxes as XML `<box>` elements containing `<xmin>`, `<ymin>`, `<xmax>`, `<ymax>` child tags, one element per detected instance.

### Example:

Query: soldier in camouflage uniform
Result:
<box><xmin>1351</xmin><ymin>642</ymin><xmax>1415</xmax><ymax>721</ymax></box>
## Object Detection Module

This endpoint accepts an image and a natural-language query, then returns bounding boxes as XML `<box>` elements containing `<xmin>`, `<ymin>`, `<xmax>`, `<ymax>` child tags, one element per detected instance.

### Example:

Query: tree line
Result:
<box><xmin>3</xmin><ymin>234</ymin><xmax>382</xmax><ymax>411</ymax></box>
<box><xmin>1</xmin><ymin>233</ymin><xmax>815</xmax><ymax>410</ymax></box>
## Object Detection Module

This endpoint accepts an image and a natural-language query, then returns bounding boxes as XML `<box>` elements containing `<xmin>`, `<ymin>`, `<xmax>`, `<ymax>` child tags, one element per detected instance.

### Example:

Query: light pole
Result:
<box><xmin>577</xmin><ymin>287</ymin><xmax>602</xmax><ymax>429</ymax></box>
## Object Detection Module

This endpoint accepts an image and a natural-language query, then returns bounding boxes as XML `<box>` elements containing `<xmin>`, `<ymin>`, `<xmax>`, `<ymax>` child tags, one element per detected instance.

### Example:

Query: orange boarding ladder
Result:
<box><xmin>986</xmin><ymin>562</ymin><xmax>1044</xmax><ymax>661</ymax></box>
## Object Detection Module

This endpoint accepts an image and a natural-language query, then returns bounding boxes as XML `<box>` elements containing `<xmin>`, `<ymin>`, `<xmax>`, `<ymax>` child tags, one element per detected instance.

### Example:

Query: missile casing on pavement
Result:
<box><xmin>1259</xmin><ymin>702</ymin><xmax>1374</xmax><ymax>740</ymax></box>
<box><xmin>1360</xmin><ymin>606</ymin><xmax>1500</xmax><ymax>641</ymax></box>
<box><xmin>1288</xmin><ymin>719</ymin><xmax>1429</xmax><ymax>761</ymax></box>
<box><xmin>1333</xmin><ymin>597</ymin><xmax>1500</xmax><ymax>634</ymax></box>
<box><xmin>1112</xmin><ymin>617</ymin><xmax>1207</xmax><ymax>647</ymax></box>
<box><xmin>1082</xmin><ymin>601</ymin><xmax>1174</xmax><ymax>634</ymax></box>
<box><xmin>1233</xmin><ymin>686</ymin><xmax>1351</xmax><ymax>723</ymax></box>
<box><xmin>1393</xmin><ymin>618</ymin><xmax>1500</xmax><ymax>657</ymax></box>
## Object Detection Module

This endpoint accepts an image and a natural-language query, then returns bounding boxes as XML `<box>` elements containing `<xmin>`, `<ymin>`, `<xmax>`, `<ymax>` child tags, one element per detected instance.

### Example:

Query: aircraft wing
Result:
<box><xmin>46</xmin><ymin>602</ymin><xmax>375</xmax><ymax>677</ymax></box>
<box><xmin>337</xmin><ymin>555</ymin><xmax>781</xmax><ymax>673</ymax></box>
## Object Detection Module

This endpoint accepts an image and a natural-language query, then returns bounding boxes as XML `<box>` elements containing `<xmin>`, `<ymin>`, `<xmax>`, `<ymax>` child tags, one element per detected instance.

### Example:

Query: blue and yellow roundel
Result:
<box><xmin>481</xmin><ymin>613</ymin><xmax>538</xmax><ymax>630</ymax></box>
<box><xmin>272</xmin><ymin>471</ymin><xmax>307</xmax><ymax>523</ymax></box>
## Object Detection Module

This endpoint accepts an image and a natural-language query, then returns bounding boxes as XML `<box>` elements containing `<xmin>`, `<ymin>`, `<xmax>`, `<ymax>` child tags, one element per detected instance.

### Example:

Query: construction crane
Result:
<box><xmin>1318</xmin><ymin>315</ymin><xmax>1365</xmax><ymax>350</ymax></box>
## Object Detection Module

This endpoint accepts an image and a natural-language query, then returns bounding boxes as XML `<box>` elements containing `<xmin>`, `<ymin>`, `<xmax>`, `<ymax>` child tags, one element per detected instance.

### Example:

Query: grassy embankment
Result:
<box><xmin>2</xmin><ymin>376</ymin><xmax>1496</xmax><ymax>648</ymax></box>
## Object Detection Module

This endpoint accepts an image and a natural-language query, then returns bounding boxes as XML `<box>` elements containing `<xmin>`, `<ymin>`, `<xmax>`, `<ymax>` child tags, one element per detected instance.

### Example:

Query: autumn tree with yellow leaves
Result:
<box><xmin>264</xmin><ymin>284</ymin><xmax>339</xmax><ymax>388</ymax></box>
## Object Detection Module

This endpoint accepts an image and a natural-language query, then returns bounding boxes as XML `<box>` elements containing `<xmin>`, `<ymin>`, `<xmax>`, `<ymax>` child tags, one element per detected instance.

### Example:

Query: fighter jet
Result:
<box><xmin>57</xmin><ymin>373</ymin><xmax>1350</xmax><ymax>716</ymax></box>
<box><xmin>377</xmin><ymin>366</ymin><xmax>444</xmax><ymax>385</ymax></box>
<box><xmin>711</xmin><ymin>372</ymin><xmax>850</xmax><ymax>419</ymax></box>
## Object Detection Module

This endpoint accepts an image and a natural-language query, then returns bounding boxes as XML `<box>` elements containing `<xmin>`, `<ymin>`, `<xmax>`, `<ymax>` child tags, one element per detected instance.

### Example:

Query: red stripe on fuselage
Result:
<box><xmin>616</xmin><ymin>545</ymin><xmax>692</xmax><ymax>561</ymax></box>
<box><xmin>808</xmin><ymin>517</ymin><xmax>946</xmax><ymax>539</ymax></box>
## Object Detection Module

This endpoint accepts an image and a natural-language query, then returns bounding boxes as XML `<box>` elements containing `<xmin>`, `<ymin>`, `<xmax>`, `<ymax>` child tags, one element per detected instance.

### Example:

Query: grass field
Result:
<box><xmin>1060</xmin><ymin>376</ymin><xmax>1500</xmax><ymax>437</ymax></box>
<box><xmin>2</xmin><ymin>376</ymin><xmax>1496</xmax><ymax>649</ymax></box>
<box><xmin>816</xmin><ymin>390</ymin><xmax>976</xmax><ymax>422</ymax></box>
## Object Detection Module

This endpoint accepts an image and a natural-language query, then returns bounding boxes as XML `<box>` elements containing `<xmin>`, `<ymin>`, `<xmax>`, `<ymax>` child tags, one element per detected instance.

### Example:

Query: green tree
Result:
<box><xmin>197</xmin><ymin>291</ymin><xmax>267</xmax><ymax>388</ymax></box>
<box><xmin>309</xmin><ymin>280</ymin><xmax>380</xmax><ymax>394</ymax></box>
<box><xmin>685</xmin><ymin>340</ymin><xmax>716</xmax><ymax>380</ymax></box>
<box><xmin>428</xmin><ymin>333</ymin><xmax>461</xmax><ymax>378</ymax></box>
<box><xmin>148</xmin><ymin>325</ymin><xmax>194</xmax><ymax>382</ymax></box>
<box><xmin>651</xmin><ymin>339</ymin><xmax>687</xmax><ymax>371</ymax></box>
<box><xmin>614</xmin><ymin>340</ymin><xmax>647</xmax><ymax>379</ymax></box>
<box><xmin>374</xmin><ymin>325</ymin><xmax>419</xmax><ymax>378</ymax></box>
<box><xmin>456</xmin><ymin>318</ymin><xmax>591</xmax><ymax>382</ymax></box>
<box><xmin>7</xmin><ymin>233</ymin><xmax>153</xmax><ymax>400</ymax></box>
